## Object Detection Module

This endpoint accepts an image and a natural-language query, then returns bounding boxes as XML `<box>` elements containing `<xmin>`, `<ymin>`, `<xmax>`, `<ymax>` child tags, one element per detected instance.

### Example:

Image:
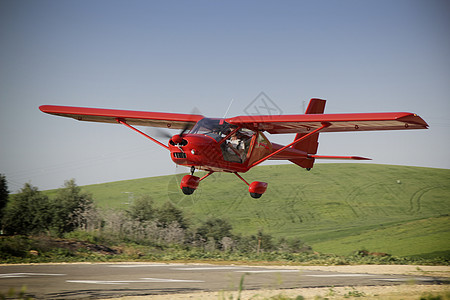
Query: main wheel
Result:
<box><xmin>180</xmin><ymin>174</ymin><xmax>200</xmax><ymax>195</ymax></box>
<box><xmin>182</xmin><ymin>186</ymin><xmax>196</xmax><ymax>195</ymax></box>
<box><xmin>248</xmin><ymin>181</ymin><xmax>267</xmax><ymax>198</ymax></box>
<box><xmin>250</xmin><ymin>192</ymin><xmax>262</xmax><ymax>199</ymax></box>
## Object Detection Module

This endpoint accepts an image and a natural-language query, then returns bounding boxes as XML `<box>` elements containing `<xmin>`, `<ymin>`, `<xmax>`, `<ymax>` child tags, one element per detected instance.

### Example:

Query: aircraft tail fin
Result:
<box><xmin>289</xmin><ymin>98</ymin><xmax>326</xmax><ymax>169</ymax></box>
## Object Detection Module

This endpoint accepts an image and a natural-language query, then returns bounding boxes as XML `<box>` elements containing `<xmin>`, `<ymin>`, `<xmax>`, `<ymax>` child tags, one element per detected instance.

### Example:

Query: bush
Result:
<box><xmin>196</xmin><ymin>217</ymin><xmax>233</xmax><ymax>250</ymax></box>
<box><xmin>0</xmin><ymin>173</ymin><xmax>8</xmax><ymax>222</ymax></box>
<box><xmin>50</xmin><ymin>179</ymin><xmax>94</xmax><ymax>236</ymax></box>
<box><xmin>156</xmin><ymin>202</ymin><xmax>187</xmax><ymax>229</ymax></box>
<box><xmin>127</xmin><ymin>195</ymin><xmax>154</xmax><ymax>222</ymax></box>
<box><xmin>2</xmin><ymin>184</ymin><xmax>52</xmax><ymax>235</ymax></box>
<box><xmin>0</xmin><ymin>236</ymin><xmax>32</xmax><ymax>259</ymax></box>
<box><xmin>1</xmin><ymin>180</ymin><xmax>95</xmax><ymax>237</ymax></box>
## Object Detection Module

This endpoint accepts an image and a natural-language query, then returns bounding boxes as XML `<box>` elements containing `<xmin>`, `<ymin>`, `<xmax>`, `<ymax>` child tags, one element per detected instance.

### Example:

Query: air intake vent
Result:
<box><xmin>173</xmin><ymin>152</ymin><xmax>187</xmax><ymax>159</ymax></box>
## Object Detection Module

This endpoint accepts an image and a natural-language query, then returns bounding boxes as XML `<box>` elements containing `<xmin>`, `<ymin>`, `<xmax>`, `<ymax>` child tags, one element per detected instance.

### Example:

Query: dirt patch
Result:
<box><xmin>107</xmin><ymin>264</ymin><xmax>450</xmax><ymax>300</ymax></box>
<box><xmin>124</xmin><ymin>285</ymin><xmax>448</xmax><ymax>300</ymax></box>
<box><xmin>253</xmin><ymin>264</ymin><xmax>450</xmax><ymax>278</ymax></box>
<box><xmin>36</xmin><ymin>236</ymin><xmax>118</xmax><ymax>255</ymax></box>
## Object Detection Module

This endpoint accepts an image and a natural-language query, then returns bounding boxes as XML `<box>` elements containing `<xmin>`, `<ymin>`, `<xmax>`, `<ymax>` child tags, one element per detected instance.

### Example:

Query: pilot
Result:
<box><xmin>234</xmin><ymin>134</ymin><xmax>246</xmax><ymax>149</ymax></box>
<box><xmin>228</xmin><ymin>132</ymin><xmax>247</xmax><ymax>161</ymax></box>
<box><xmin>207</xmin><ymin>128</ymin><xmax>222</xmax><ymax>142</ymax></box>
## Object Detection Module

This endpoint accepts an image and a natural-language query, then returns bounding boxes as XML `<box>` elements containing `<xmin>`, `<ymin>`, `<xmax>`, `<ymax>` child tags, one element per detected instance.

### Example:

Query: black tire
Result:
<box><xmin>181</xmin><ymin>186</ymin><xmax>195</xmax><ymax>195</ymax></box>
<box><xmin>250</xmin><ymin>192</ymin><xmax>262</xmax><ymax>199</ymax></box>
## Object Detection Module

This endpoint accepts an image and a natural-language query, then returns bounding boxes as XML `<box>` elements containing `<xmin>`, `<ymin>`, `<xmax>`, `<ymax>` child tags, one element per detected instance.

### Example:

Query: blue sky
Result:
<box><xmin>1</xmin><ymin>0</ymin><xmax>449</xmax><ymax>191</ymax></box>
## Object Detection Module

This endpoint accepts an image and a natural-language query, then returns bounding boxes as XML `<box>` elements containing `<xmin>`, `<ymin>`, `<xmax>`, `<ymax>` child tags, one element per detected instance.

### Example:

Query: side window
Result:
<box><xmin>247</xmin><ymin>131</ymin><xmax>272</xmax><ymax>166</ymax></box>
<box><xmin>256</xmin><ymin>132</ymin><xmax>270</xmax><ymax>151</ymax></box>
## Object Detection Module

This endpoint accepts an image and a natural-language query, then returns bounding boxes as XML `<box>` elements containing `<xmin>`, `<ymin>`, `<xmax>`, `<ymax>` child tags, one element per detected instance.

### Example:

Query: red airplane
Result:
<box><xmin>40</xmin><ymin>99</ymin><xmax>428</xmax><ymax>198</ymax></box>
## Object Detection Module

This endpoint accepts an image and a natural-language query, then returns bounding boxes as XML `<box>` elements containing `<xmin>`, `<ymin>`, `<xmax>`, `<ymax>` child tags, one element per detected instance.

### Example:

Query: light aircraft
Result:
<box><xmin>40</xmin><ymin>99</ymin><xmax>428</xmax><ymax>198</ymax></box>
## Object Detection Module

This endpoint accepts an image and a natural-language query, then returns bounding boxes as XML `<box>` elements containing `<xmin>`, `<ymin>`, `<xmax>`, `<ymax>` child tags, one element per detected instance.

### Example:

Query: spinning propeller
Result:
<box><xmin>146</xmin><ymin>107</ymin><xmax>201</xmax><ymax>146</ymax></box>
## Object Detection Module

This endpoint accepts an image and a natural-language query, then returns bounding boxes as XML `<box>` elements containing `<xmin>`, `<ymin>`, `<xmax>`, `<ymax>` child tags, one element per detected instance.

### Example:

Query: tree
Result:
<box><xmin>51</xmin><ymin>179</ymin><xmax>93</xmax><ymax>236</ymax></box>
<box><xmin>277</xmin><ymin>237</ymin><xmax>311</xmax><ymax>253</ymax></box>
<box><xmin>0</xmin><ymin>174</ymin><xmax>9</xmax><ymax>222</ymax></box>
<box><xmin>2</xmin><ymin>183</ymin><xmax>52</xmax><ymax>235</ymax></box>
<box><xmin>197</xmin><ymin>218</ymin><xmax>233</xmax><ymax>250</ymax></box>
<box><xmin>127</xmin><ymin>195</ymin><xmax>154</xmax><ymax>222</ymax></box>
<box><xmin>255</xmin><ymin>229</ymin><xmax>275</xmax><ymax>253</ymax></box>
<box><xmin>156</xmin><ymin>202</ymin><xmax>187</xmax><ymax>228</ymax></box>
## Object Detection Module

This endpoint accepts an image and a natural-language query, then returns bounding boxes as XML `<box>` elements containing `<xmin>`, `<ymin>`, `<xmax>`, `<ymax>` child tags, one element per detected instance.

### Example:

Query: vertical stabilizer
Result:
<box><xmin>289</xmin><ymin>98</ymin><xmax>326</xmax><ymax>169</ymax></box>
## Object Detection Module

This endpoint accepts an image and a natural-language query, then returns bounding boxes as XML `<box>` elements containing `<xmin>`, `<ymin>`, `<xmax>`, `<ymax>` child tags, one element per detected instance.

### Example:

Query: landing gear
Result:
<box><xmin>179</xmin><ymin>167</ymin><xmax>213</xmax><ymax>195</ymax></box>
<box><xmin>179</xmin><ymin>168</ymin><xmax>268</xmax><ymax>198</ymax></box>
<box><xmin>248</xmin><ymin>181</ymin><xmax>268</xmax><ymax>198</ymax></box>
<box><xmin>234</xmin><ymin>173</ymin><xmax>268</xmax><ymax>198</ymax></box>
<box><xmin>180</xmin><ymin>174</ymin><xmax>200</xmax><ymax>195</ymax></box>
<box><xmin>181</xmin><ymin>186</ymin><xmax>196</xmax><ymax>195</ymax></box>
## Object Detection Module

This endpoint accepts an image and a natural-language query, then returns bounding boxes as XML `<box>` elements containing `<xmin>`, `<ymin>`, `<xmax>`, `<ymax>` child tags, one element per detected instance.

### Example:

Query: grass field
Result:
<box><xmin>52</xmin><ymin>163</ymin><xmax>450</xmax><ymax>258</ymax></box>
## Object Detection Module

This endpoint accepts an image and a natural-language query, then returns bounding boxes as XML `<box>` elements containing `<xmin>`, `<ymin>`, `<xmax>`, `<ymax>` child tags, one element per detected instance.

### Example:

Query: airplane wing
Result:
<box><xmin>226</xmin><ymin>112</ymin><xmax>428</xmax><ymax>134</ymax></box>
<box><xmin>39</xmin><ymin>105</ymin><xmax>204</xmax><ymax>130</ymax></box>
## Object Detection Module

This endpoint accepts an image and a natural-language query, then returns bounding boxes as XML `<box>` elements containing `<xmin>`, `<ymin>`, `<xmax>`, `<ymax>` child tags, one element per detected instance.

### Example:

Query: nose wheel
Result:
<box><xmin>180</xmin><ymin>174</ymin><xmax>199</xmax><ymax>195</ymax></box>
<box><xmin>180</xmin><ymin>168</ymin><xmax>214</xmax><ymax>195</ymax></box>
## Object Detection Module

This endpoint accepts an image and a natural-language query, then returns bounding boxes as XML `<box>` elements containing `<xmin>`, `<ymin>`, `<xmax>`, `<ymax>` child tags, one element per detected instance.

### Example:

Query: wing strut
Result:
<box><xmin>249</xmin><ymin>122</ymin><xmax>331</xmax><ymax>168</ymax></box>
<box><xmin>116</xmin><ymin>118</ymin><xmax>169</xmax><ymax>150</ymax></box>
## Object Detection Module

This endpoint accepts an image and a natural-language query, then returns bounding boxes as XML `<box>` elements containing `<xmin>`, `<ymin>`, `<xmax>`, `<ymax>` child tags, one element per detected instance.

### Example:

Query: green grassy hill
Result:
<box><xmin>67</xmin><ymin>163</ymin><xmax>450</xmax><ymax>258</ymax></box>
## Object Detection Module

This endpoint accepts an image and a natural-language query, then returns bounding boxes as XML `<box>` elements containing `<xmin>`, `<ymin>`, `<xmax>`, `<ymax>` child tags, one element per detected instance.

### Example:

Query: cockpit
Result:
<box><xmin>189</xmin><ymin>118</ymin><xmax>229</xmax><ymax>142</ymax></box>
<box><xmin>190</xmin><ymin>118</ymin><xmax>254</xmax><ymax>163</ymax></box>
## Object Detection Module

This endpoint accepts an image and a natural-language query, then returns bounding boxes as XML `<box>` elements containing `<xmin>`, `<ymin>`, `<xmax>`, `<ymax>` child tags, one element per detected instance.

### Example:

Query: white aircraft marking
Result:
<box><xmin>108</xmin><ymin>264</ymin><xmax>182</xmax><ymax>268</ymax></box>
<box><xmin>173</xmin><ymin>266</ymin><xmax>248</xmax><ymax>271</ymax></box>
<box><xmin>306</xmin><ymin>274</ymin><xmax>374</xmax><ymax>277</ymax></box>
<box><xmin>376</xmin><ymin>277</ymin><xmax>431</xmax><ymax>282</ymax></box>
<box><xmin>236</xmin><ymin>270</ymin><xmax>300</xmax><ymax>273</ymax></box>
<box><xmin>66</xmin><ymin>278</ymin><xmax>204</xmax><ymax>285</ymax></box>
<box><xmin>0</xmin><ymin>273</ymin><xmax>65</xmax><ymax>279</ymax></box>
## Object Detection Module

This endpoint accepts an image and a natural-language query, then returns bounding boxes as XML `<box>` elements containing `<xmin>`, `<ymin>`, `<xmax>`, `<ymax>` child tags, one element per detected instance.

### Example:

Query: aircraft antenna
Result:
<box><xmin>223</xmin><ymin>98</ymin><xmax>234</xmax><ymax>118</ymax></box>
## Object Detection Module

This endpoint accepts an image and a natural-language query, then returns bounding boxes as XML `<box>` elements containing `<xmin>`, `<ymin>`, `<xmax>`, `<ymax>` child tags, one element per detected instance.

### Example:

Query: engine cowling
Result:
<box><xmin>180</xmin><ymin>174</ymin><xmax>200</xmax><ymax>195</ymax></box>
<box><xmin>248</xmin><ymin>181</ymin><xmax>268</xmax><ymax>198</ymax></box>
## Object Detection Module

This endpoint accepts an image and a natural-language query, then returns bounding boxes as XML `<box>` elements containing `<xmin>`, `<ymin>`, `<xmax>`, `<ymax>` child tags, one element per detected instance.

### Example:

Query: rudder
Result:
<box><xmin>289</xmin><ymin>98</ymin><xmax>326</xmax><ymax>169</ymax></box>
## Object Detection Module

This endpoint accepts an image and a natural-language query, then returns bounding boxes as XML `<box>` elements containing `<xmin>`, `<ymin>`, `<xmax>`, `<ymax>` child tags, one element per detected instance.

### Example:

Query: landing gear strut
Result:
<box><xmin>234</xmin><ymin>173</ymin><xmax>268</xmax><ymax>198</ymax></box>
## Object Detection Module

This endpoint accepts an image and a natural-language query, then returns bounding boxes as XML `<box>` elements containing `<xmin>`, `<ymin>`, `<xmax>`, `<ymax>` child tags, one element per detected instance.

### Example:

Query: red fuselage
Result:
<box><xmin>168</xmin><ymin>131</ymin><xmax>310</xmax><ymax>173</ymax></box>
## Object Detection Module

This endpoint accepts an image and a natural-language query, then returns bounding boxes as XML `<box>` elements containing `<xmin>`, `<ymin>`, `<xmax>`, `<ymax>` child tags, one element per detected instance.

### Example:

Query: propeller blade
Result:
<box><xmin>179</xmin><ymin>122</ymin><xmax>190</xmax><ymax>137</ymax></box>
<box><xmin>180</xmin><ymin>107</ymin><xmax>202</xmax><ymax>137</ymax></box>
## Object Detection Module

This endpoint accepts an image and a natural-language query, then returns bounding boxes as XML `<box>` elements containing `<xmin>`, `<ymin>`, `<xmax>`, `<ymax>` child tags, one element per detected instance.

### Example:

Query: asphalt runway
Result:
<box><xmin>0</xmin><ymin>263</ymin><xmax>445</xmax><ymax>299</ymax></box>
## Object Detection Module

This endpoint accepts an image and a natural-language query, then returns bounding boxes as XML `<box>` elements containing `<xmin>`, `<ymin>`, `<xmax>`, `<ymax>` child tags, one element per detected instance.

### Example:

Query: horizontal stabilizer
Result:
<box><xmin>308</xmin><ymin>155</ymin><xmax>371</xmax><ymax>160</ymax></box>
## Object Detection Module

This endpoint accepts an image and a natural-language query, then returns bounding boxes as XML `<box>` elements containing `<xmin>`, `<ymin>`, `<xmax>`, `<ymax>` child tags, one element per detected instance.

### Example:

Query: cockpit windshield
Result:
<box><xmin>189</xmin><ymin>118</ymin><xmax>232</xmax><ymax>141</ymax></box>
